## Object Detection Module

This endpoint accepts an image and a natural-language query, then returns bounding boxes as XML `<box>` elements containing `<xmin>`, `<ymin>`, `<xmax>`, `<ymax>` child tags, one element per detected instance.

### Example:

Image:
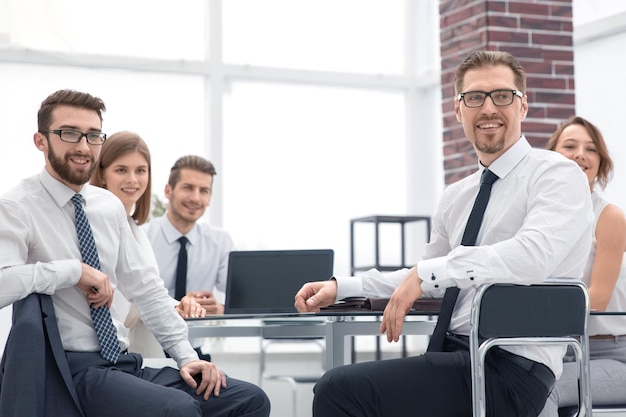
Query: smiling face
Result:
<box><xmin>553</xmin><ymin>124</ymin><xmax>600</xmax><ymax>189</ymax></box>
<box><xmin>165</xmin><ymin>168</ymin><xmax>213</xmax><ymax>234</ymax></box>
<box><xmin>34</xmin><ymin>105</ymin><xmax>103</xmax><ymax>192</ymax></box>
<box><xmin>454</xmin><ymin>65</ymin><xmax>528</xmax><ymax>166</ymax></box>
<box><xmin>101</xmin><ymin>151</ymin><xmax>150</xmax><ymax>215</ymax></box>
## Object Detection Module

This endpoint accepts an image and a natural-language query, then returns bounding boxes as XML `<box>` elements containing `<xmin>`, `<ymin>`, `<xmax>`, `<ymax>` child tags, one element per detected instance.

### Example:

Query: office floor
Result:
<box><xmin>213</xmin><ymin>349</ymin><xmax>320</xmax><ymax>417</ymax></box>
<box><xmin>210</xmin><ymin>336</ymin><xmax>430</xmax><ymax>417</ymax></box>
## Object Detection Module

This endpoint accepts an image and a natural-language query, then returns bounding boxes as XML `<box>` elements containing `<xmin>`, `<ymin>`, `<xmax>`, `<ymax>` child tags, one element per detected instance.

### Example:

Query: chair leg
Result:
<box><xmin>291</xmin><ymin>378</ymin><xmax>298</xmax><ymax>417</ymax></box>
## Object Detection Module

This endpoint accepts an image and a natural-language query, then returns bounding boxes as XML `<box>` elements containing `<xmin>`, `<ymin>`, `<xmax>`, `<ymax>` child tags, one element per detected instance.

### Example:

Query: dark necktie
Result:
<box><xmin>427</xmin><ymin>169</ymin><xmax>499</xmax><ymax>352</ymax></box>
<box><xmin>460</xmin><ymin>169</ymin><xmax>499</xmax><ymax>247</ymax></box>
<box><xmin>71</xmin><ymin>193</ymin><xmax>121</xmax><ymax>363</ymax></box>
<box><xmin>175</xmin><ymin>236</ymin><xmax>189</xmax><ymax>300</ymax></box>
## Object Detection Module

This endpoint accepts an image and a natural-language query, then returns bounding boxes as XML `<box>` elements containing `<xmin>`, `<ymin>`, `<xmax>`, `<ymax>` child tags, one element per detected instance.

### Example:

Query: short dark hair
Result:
<box><xmin>454</xmin><ymin>50</ymin><xmax>526</xmax><ymax>95</ymax></box>
<box><xmin>38</xmin><ymin>89</ymin><xmax>106</xmax><ymax>132</ymax></box>
<box><xmin>168</xmin><ymin>155</ymin><xmax>217</xmax><ymax>188</ymax></box>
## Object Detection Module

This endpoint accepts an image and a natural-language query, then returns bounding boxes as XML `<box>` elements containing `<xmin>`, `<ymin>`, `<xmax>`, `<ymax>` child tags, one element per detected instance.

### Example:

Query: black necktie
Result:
<box><xmin>460</xmin><ymin>169</ymin><xmax>499</xmax><ymax>247</ymax></box>
<box><xmin>175</xmin><ymin>236</ymin><xmax>189</xmax><ymax>300</ymax></box>
<box><xmin>427</xmin><ymin>169</ymin><xmax>499</xmax><ymax>352</ymax></box>
<box><xmin>71</xmin><ymin>194</ymin><xmax>121</xmax><ymax>363</ymax></box>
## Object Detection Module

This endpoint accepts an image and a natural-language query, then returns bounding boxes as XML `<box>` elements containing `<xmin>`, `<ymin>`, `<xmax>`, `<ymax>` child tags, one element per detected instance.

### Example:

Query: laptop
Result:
<box><xmin>222</xmin><ymin>249</ymin><xmax>334</xmax><ymax>318</ymax></box>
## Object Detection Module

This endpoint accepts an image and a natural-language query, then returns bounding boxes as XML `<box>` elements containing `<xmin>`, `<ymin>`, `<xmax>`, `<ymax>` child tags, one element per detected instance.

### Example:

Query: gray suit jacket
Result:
<box><xmin>0</xmin><ymin>293</ymin><xmax>84</xmax><ymax>417</ymax></box>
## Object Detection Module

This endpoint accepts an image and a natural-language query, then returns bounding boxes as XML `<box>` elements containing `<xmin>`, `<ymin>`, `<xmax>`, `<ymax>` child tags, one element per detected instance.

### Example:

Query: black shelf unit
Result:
<box><xmin>349</xmin><ymin>215</ymin><xmax>432</xmax><ymax>362</ymax></box>
<box><xmin>350</xmin><ymin>215</ymin><xmax>431</xmax><ymax>275</ymax></box>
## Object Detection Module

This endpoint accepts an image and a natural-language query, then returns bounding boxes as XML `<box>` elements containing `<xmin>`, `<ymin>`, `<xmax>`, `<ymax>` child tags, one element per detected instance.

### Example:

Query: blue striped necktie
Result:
<box><xmin>71</xmin><ymin>193</ymin><xmax>121</xmax><ymax>363</ymax></box>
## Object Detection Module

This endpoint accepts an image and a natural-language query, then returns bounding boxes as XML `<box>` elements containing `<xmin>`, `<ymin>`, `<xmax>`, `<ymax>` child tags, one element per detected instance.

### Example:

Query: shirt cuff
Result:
<box><xmin>41</xmin><ymin>259</ymin><xmax>83</xmax><ymax>291</ymax></box>
<box><xmin>417</xmin><ymin>256</ymin><xmax>450</xmax><ymax>292</ymax></box>
<box><xmin>169</xmin><ymin>342</ymin><xmax>200</xmax><ymax>368</ymax></box>
<box><xmin>333</xmin><ymin>275</ymin><xmax>364</xmax><ymax>302</ymax></box>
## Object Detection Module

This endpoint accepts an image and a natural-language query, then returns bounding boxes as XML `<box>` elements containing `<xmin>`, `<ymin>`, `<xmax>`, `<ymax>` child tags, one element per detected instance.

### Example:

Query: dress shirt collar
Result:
<box><xmin>478</xmin><ymin>136</ymin><xmax>531</xmax><ymax>180</ymax></box>
<box><xmin>161</xmin><ymin>215</ymin><xmax>200</xmax><ymax>246</ymax></box>
<box><xmin>39</xmin><ymin>168</ymin><xmax>88</xmax><ymax>208</ymax></box>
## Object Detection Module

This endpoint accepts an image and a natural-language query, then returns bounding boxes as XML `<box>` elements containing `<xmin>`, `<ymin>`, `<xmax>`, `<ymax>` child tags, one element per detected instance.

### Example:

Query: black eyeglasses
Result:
<box><xmin>40</xmin><ymin>129</ymin><xmax>107</xmax><ymax>145</ymax></box>
<box><xmin>457</xmin><ymin>89</ymin><xmax>524</xmax><ymax>108</ymax></box>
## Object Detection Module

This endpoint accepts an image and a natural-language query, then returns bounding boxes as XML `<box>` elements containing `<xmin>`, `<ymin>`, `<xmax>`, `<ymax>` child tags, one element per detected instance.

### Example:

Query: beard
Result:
<box><xmin>474</xmin><ymin>135</ymin><xmax>505</xmax><ymax>154</ymax></box>
<box><xmin>471</xmin><ymin>117</ymin><xmax>508</xmax><ymax>155</ymax></box>
<box><xmin>48</xmin><ymin>141</ymin><xmax>96</xmax><ymax>186</ymax></box>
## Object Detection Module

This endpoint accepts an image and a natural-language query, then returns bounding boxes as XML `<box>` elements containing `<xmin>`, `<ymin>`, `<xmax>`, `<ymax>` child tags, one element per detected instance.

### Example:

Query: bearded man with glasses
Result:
<box><xmin>294</xmin><ymin>50</ymin><xmax>593</xmax><ymax>417</ymax></box>
<box><xmin>0</xmin><ymin>89</ymin><xmax>270</xmax><ymax>417</ymax></box>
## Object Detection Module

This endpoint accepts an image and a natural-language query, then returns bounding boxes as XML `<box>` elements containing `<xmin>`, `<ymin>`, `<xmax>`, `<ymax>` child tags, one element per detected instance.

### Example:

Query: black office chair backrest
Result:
<box><xmin>477</xmin><ymin>283</ymin><xmax>587</xmax><ymax>339</ymax></box>
<box><xmin>471</xmin><ymin>282</ymin><xmax>591</xmax><ymax>417</ymax></box>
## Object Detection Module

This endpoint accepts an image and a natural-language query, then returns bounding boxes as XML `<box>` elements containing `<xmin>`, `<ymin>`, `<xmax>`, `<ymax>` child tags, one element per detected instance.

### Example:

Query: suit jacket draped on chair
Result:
<box><xmin>0</xmin><ymin>293</ymin><xmax>84</xmax><ymax>417</ymax></box>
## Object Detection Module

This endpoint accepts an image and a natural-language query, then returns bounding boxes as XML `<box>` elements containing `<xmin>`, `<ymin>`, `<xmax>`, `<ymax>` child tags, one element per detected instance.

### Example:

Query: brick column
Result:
<box><xmin>439</xmin><ymin>0</ymin><xmax>574</xmax><ymax>184</ymax></box>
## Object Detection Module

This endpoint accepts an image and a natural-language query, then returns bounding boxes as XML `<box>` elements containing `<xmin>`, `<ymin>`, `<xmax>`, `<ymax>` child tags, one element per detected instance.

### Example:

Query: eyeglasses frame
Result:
<box><xmin>39</xmin><ymin>129</ymin><xmax>107</xmax><ymax>145</ymax></box>
<box><xmin>457</xmin><ymin>89</ymin><xmax>524</xmax><ymax>108</ymax></box>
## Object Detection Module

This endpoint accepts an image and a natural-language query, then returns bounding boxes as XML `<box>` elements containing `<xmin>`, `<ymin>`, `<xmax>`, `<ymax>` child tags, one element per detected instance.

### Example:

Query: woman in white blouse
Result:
<box><xmin>539</xmin><ymin>116</ymin><xmax>626</xmax><ymax>416</ymax></box>
<box><xmin>90</xmin><ymin>131</ymin><xmax>204</xmax><ymax>358</ymax></box>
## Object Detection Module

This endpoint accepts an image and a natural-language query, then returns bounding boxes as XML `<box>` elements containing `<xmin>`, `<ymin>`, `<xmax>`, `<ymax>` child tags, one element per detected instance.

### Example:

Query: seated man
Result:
<box><xmin>143</xmin><ymin>154</ymin><xmax>235</xmax><ymax>361</ymax></box>
<box><xmin>295</xmin><ymin>50</ymin><xmax>593</xmax><ymax>417</ymax></box>
<box><xmin>0</xmin><ymin>89</ymin><xmax>270</xmax><ymax>417</ymax></box>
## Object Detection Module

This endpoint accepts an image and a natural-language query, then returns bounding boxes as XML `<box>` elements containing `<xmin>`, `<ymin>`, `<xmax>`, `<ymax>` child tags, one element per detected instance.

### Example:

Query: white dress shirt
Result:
<box><xmin>0</xmin><ymin>168</ymin><xmax>198</xmax><ymax>367</ymax></box>
<box><xmin>335</xmin><ymin>137</ymin><xmax>594</xmax><ymax>378</ymax></box>
<box><xmin>142</xmin><ymin>216</ymin><xmax>234</xmax><ymax>302</ymax></box>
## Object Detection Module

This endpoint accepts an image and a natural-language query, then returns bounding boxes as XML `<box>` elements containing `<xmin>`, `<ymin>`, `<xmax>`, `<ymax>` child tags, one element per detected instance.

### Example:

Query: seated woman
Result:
<box><xmin>90</xmin><ymin>131</ymin><xmax>204</xmax><ymax>358</ymax></box>
<box><xmin>539</xmin><ymin>116</ymin><xmax>626</xmax><ymax>416</ymax></box>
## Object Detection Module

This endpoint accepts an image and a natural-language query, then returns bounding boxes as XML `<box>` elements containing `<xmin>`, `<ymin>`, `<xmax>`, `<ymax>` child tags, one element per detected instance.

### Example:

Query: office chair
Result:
<box><xmin>560</xmin><ymin>406</ymin><xmax>626</xmax><ymax>417</ymax></box>
<box><xmin>469</xmin><ymin>281</ymin><xmax>591</xmax><ymax>417</ymax></box>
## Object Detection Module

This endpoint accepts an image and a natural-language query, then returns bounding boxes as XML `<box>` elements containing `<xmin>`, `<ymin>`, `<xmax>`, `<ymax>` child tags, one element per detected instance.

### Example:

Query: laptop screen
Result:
<box><xmin>224</xmin><ymin>249</ymin><xmax>334</xmax><ymax>315</ymax></box>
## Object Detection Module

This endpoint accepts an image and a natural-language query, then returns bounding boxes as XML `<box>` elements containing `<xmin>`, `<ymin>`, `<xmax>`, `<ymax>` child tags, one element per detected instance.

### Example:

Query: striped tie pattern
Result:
<box><xmin>71</xmin><ymin>193</ymin><xmax>121</xmax><ymax>363</ymax></box>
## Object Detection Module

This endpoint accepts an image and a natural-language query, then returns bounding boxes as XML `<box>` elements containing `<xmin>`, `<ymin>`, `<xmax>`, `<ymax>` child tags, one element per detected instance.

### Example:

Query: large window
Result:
<box><xmin>2</xmin><ymin>0</ymin><xmax>206</xmax><ymax>60</ymax></box>
<box><xmin>0</xmin><ymin>63</ymin><xmax>206</xmax><ymax>198</ymax></box>
<box><xmin>223</xmin><ymin>0</ymin><xmax>405</xmax><ymax>73</ymax></box>
<box><xmin>0</xmin><ymin>3</ymin><xmax>444</xmax><ymax>373</ymax></box>
<box><xmin>222</xmin><ymin>81</ymin><xmax>406</xmax><ymax>274</ymax></box>
<box><xmin>0</xmin><ymin>0</ymin><xmax>440</xmax><ymax>277</ymax></box>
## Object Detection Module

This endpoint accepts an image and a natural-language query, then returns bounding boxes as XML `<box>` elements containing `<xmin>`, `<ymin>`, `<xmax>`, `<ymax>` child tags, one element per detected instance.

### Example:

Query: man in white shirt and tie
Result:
<box><xmin>295</xmin><ymin>50</ymin><xmax>594</xmax><ymax>417</ymax></box>
<box><xmin>0</xmin><ymin>89</ymin><xmax>269</xmax><ymax>417</ymax></box>
<box><xmin>143</xmin><ymin>155</ymin><xmax>235</xmax><ymax>361</ymax></box>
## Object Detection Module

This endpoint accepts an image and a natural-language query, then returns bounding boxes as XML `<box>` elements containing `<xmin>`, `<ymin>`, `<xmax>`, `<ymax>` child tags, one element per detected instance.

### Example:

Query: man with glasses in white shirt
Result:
<box><xmin>0</xmin><ymin>89</ymin><xmax>270</xmax><ymax>417</ymax></box>
<box><xmin>295</xmin><ymin>50</ymin><xmax>593</xmax><ymax>417</ymax></box>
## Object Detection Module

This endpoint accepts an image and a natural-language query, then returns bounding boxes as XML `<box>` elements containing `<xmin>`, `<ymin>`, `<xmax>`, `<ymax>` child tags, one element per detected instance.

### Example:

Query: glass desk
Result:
<box><xmin>186</xmin><ymin>312</ymin><xmax>437</xmax><ymax>369</ymax></box>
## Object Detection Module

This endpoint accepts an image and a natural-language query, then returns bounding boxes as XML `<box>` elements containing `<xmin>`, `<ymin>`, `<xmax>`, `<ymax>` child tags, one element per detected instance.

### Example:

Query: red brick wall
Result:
<box><xmin>439</xmin><ymin>0</ymin><xmax>574</xmax><ymax>184</ymax></box>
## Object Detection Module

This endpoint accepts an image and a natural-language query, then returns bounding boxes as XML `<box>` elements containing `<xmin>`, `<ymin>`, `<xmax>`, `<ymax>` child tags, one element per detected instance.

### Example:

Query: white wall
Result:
<box><xmin>574</xmin><ymin>8</ymin><xmax>626</xmax><ymax>210</ymax></box>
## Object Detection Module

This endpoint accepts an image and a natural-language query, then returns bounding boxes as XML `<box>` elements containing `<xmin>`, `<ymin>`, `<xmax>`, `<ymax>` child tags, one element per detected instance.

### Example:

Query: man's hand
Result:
<box><xmin>294</xmin><ymin>280</ymin><xmax>338</xmax><ymax>313</ymax></box>
<box><xmin>176</xmin><ymin>295</ymin><xmax>207</xmax><ymax>319</ymax></box>
<box><xmin>380</xmin><ymin>267</ymin><xmax>423</xmax><ymax>342</ymax></box>
<box><xmin>76</xmin><ymin>263</ymin><xmax>114</xmax><ymax>308</ymax></box>
<box><xmin>180</xmin><ymin>360</ymin><xmax>227</xmax><ymax>400</ymax></box>
<box><xmin>187</xmin><ymin>291</ymin><xmax>224</xmax><ymax>315</ymax></box>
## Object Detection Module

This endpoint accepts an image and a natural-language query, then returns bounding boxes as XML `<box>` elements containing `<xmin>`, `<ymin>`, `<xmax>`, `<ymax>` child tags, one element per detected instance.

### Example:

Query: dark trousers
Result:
<box><xmin>312</xmin><ymin>336</ymin><xmax>554</xmax><ymax>417</ymax></box>
<box><xmin>66</xmin><ymin>351</ymin><xmax>270</xmax><ymax>417</ymax></box>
